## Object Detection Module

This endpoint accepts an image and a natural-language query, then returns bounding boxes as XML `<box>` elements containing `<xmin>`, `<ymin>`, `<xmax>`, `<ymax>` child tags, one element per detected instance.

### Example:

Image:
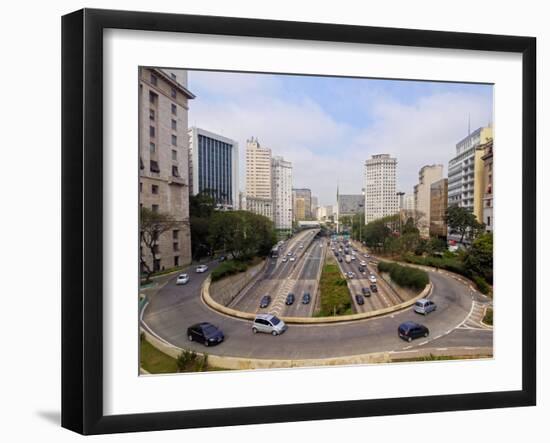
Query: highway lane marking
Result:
<box><xmin>418</xmin><ymin>341</ymin><xmax>429</xmax><ymax>346</ymax></box>
<box><xmin>436</xmin><ymin>347</ymin><xmax>448</xmax><ymax>351</ymax></box>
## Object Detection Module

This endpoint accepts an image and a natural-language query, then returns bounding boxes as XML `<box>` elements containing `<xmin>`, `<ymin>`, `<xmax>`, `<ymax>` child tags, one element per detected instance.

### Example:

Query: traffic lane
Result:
<box><xmin>407</xmin><ymin>327</ymin><xmax>493</xmax><ymax>350</ymax></box>
<box><xmin>143</xmin><ymin>256</ymin><xmax>481</xmax><ymax>359</ymax></box>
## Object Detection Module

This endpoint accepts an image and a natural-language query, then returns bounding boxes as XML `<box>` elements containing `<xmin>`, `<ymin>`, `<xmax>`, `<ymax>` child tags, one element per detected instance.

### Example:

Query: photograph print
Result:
<box><xmin>138</xmin><ymin>67</ymin><xmax>494</xmax><ymax>374</ymax></box>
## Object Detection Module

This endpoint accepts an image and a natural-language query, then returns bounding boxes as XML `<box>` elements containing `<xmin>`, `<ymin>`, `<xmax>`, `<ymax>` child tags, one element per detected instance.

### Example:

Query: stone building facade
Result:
<box><xmin>139</xmin><ymin>67</ymin><xmax>194</xmax><ymax>273</ymax></box>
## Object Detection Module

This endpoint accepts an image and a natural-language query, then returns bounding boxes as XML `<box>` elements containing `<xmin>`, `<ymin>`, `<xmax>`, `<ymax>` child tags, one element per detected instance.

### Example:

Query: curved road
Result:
<box><xmin>141</xmin><ymin>257</ymin><xmax>492</xmax><ymax>360</ymax></box>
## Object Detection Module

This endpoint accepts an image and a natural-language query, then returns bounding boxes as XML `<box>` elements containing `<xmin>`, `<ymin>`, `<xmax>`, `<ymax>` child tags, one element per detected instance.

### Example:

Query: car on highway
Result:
<box><xmin>299</xmin><ymin>244</ymin><xmax>304</xmax><ymax>249</ymax></box>
<box><xmin>361</xmin><ymin>287</ymin><xmax>371</xmax><ymax>297</ymax></box>
<box><xmin>360</xmin><ymin>261</ymin><xmax>366</xmax><ymax>266</ymax></box>
<box><xmin>414</xmin><ymin>299</ymin><xmax>437</xmax><ymax>315</ymax></box>
<box><xmin>217</xmin><ymin>255</ymin><xmax>227</xmax><ymax>262</ymax></box>
<box><xmin>289</xmin><ymin>256</ymin><xmax>296</xmax><ymax>262</ymax></box>
<box><xmin>260</xmin><ymin>295</ymin><xmax>272</xmax><ymax>308</ymax></box>
<box><xmin>287</xmin><ymin>251</ymin><xmax>293</xmax><ymax>256</ymax></box>
<box><xmin>282</xmin><ymin>257</ymin><xmax>288</xmax><ymax>263</ymax></box>
<box><xmin>358</xmin><ymin>265</ymin><xmax>365</xmax><ymax>273</ymax></box>
<box><xmin>398</xmin><ymin>321</ymin><xmax>429</xmax><ymax>342</ymax></box>
<box><xmin>370</xmin><ymin>284</ymin><xmax>378</xmax><ymax>292</ymax></box>
<box><xmin>195</xmin><ymin>264</ymin><xmax>208</xmax><ymax>273</ymax></box>
<box><xmin>285</xmin><ymin>293</ymin><xmax>295</xmax><ymax>305</ymax></box>
<box><xmin>355</xmin><ymin>294</ymin><xmax>365</xmax><ymax>305</ymax></box>
<box><xmin>338</xmin><ymin>257</ymin><xmax>343</xmax><ymax>263</ymax></box>
<box><xmin>176</xmin><ymin>273</ymin><xmax>190</xmax><ymax>285</ymax></box>
<box><xmin>302</xmin><ymin>292</ymin><xmax>311</xmax><ymax>304</ymax></box>
<box><xmin>252</xmin><ymin>314</ymin><xmax>288</xmax><ymax>336</ymax></box>
<box><xmin>187</xmin><ymin>322</ymin><xmax>224</xmax><ymax>346</ymax></box>
<box><xmin>347</xmin><ymin>271</ymin><xmax>355</xmax><ymax>279</ymax></box>
<box><xmin>369</xmin><ymin>275</ymin><xmax>377</xmax><ymax>283</ymax></box>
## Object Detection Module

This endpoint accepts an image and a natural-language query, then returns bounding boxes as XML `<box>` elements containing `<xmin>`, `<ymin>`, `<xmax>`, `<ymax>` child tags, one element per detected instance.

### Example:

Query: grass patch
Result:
<box><xmin>316</xmin><ymin>262</ymin><xmax>353</xmax><ymax>316</ymax></box>
<box><xmin>378</xmin><ymin>261</ymin><xmax>429</xmax><ymax>291</ymax></box>
<box><xmin>483</xmin><ymin>307</ymin><xmax>493</xmax><ymax>326</ymax></box>
<box><xmin>140</xmin><ymin>337</ymin><xmax>227</xmax><ymax>373</ymax></box>
<box><xmin>140</xmin><ymin>339</ymin><xmax>178</xmax><ymax>374</ymax></box>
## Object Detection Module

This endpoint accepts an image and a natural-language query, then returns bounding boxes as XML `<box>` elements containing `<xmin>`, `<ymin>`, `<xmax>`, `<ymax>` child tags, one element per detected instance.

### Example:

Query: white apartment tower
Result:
<box><xmin>364</xmin><ymin>154</ymin><xmax>398</xmax><ymax>224</ymax></box>
<box><xmin>272</xmin><ymin>156</ymin><xmax>293</xmax><ymax>231</ymax></box>
<box><xmin>246</xmin><ymin>137</ymin><xmax>272</xmax><ymax>200</ymax></box>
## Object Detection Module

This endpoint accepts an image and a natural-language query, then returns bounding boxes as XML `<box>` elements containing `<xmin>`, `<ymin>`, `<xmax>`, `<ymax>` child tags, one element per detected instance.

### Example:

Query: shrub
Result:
<box><xmin>378</xmin><ymin>261</ymin><xmax>428</xmax><ymax>291</ymax></box>
<box><xmin>176</xmin><ymin>349</ymin><xmax>198</xmax><ymax>372</ymax></box>
<box><xmin>472</xmin><ymin>275</ymin><xmax>491</xmax><ymax>295</ymax></box>
<box><xmin>210</xmin><ymin>260</ymin><xmax>250</xmax><ymax>282</ymax></box>
<box><xmin>483</xmin><ymin>307</ymin><xmax>493</xmax><ymax>326</ymax></box>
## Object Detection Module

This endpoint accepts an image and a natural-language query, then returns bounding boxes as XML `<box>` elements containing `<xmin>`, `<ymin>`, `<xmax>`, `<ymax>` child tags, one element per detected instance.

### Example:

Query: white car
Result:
<box><xmin>369</xmin><ymin>275</ymin><xmax>377</xmax><ymax>283</ymax></box>
<box><xmin>176</xmin><ymin>273</ymin><xmax>190</xmax><ymax>285</ymax></box>
<box><xmin>289</xmin><ymin>256</ymin><xmax>296</xmax><ymax>262</ymax></box>
<box><xmin>195</xmin><ymin>264</ymin><xmax>208</xmax><ymax>273</ymax></box>
<box><xmin>360</xmin><ymin>261</ymin><xmax>367</xmax><ymax>266</ymax></box>
<box><xmin>282</xmin><ymin>257</ymin><xmax>288</xmax><ymax>263</ymax></box>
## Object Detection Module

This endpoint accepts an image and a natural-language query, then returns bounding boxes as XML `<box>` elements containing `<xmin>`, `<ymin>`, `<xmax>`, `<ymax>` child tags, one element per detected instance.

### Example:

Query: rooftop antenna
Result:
<box><xmin>468</xmin><ymin>113</ymin><xmax>471</xmax><ymax>136</ymax></box>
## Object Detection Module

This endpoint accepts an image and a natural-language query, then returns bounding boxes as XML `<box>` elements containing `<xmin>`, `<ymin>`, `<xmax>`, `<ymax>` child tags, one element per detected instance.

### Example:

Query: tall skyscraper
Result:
<box><xmin>139</xmin><ymin>67</ymin><xmax>195</xmax><ymax>271</ymax></box>
<box><xmin>481</xmin><ymin>138</ymin><xmax>494</xmax><ymax>232</ymax></box>
<box><xmin>364</xmin><ymin>154</ymin><xmax>398</xmax><ymax>224</ymax></box>
<box><xmin>448</xmin><ymin>126</ymin><xmax>493</xmax><ymax>222</ymax></box>
<box><xmin>188</xmin><ymin>127</ymin><xmax>238</xmax><ymax>210</ymax></box>
<box><xmin>311</xmin><ymin>196</ymin><xmax>319</xmax><ymax>220</ymax></box>
<box><xmin>246</xmin><ymin>137</ymin><xmax>272</xmax><ymax>200</ymax></box>
<box><xmin>338</xmin><ymin>194</ymin><xmax>364</xmax><ymax>217</ymax></box>
<box><xmin>430</xmin><ymin>178</ymin><xmax>448</xmax><ymax>238</ymax></box>
<box><xmin>414</xmin><ymin>164</ymin><xmax>444</xmax><ymax>237</ymax></box>
<box><xmin>272</xmin><ymin>156</ymin><xmax>293</xmax><ymax>231</ymax></box>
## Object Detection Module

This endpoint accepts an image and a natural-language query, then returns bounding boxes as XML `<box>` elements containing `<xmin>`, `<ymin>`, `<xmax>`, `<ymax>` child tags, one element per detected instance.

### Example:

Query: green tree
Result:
<box><xmin>446</xmin><ymin>205</ymin><xmax>485</xmax><ymax>244</ymax></box>
<box><xmin>402</xmin><ymin>217</ymin><xmax>420</xmax><ymax>235</ymax></box>
<box><xmin>140</xmin><ymin>207</ymin><xmax>179</xmax><ymax>282</ymax></box>
<box><xmin>189</xmin><ymin>191</ymin><xmax>217</xmax><ymax>260</ymax></box>
<box><xmin>464</xmin><ymin>232</ymin><xmax>493</xmax><ymax>283</ymax></box>
<box><xmin>364</xmin><ymin>219</ymin><xmax>391</xmax><ymax>251</ymax></box>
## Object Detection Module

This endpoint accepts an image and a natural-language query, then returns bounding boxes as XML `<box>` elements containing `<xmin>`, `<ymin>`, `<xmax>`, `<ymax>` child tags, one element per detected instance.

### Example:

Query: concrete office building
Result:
<box><xmin>364</xmin><ymin>154</ymin><xmax>398</xmax><ymax>224</ymax></box>
<box><xmin>448</xmin><ymin>126</ymin><xmax>493</xmax><ymax>222</ymax></box>
<box><xmin>403</xmin><ymin>193</ymin><xmax>415</xmax><ymax>211</ymax></box>
<box><xmin>188</xmin><ymin>127</ymin><xmax>238</xmax><ymax>210</ymax></box>
<box><xmin>246</xmin><ymin>196</ymin><xmax>273</xmax><ymax>220</ymax></box>
<box><xmin>311</xmin><ymin>196</ymin><xmax>319</xmax><ymax>220</ymax></box>
<box><xmin>430</xmin><ymin>178</ymin><xmax>449</xmax><ymax>238</ymax></box>
<box><xmin>139</xmin><ymin>67</ymin><xmax>195</xmax><ymax>272</ymax></box>
<box><xmin>292</xmin><ymin>188</ymin><xmax>312</xmax><ymax>221</ymax></box>
<box><xmin>481</xmin><ymin>138</ymin><xmax>494</xmax><ymax>232</ymax></box>
<box><xmin>414</xmin><ymin>164</ymin><xmax>444</xmax><ymax>237</ymax></box>
<box><xmin>338</xmin><ymin>194</ymin><xmax>364</xmax><ymax>217</ymax></box>
<box><xmin>272</xmin><ymin>156</ymin><xmax>293</xmax><ymax>231</ymax></box>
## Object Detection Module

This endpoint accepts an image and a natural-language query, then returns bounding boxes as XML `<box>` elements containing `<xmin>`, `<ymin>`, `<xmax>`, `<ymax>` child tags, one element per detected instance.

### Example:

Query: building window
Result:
<box><xmin>172</xmin><ymin>165</ymin><xmax>180</xmax><ymax>177</ymax></box>
<box><xmin>487</xmin><ymin>216</ymin><xmax>491</xmax><ymax>226</ymax></box>
<box><xmin>171</xmin><ymin>88</ymin><xmax>177</xmax><ymax>98</ymax></box>
<box><xmin>150</xmin><ymin>126</ymin><xmax>155</xmax><ymax>137</ymax></box>
<box><xmin>153</xmin><ymin>244</ymin><xmax>160</xmax><ymax>254</ymax></box>
<box><xmin>174</xmin><ymin>256</ymin><xmax>179</xmax><ymax>267</ymax></box>
<box><xmin>171</xmin><ymin>73</ymin><xmax>177</xmax><ymax>80</ymax></box>
<box><xmin>149</xmin><ymin>109</ymin><xmax>155</xmax><ymax>120</ymax></box>
<box><xmin>152</xmin><ymin>204</ymin><xmax>159</xmax><ymax>213</ymax></box>
<box><xmin>149</xmin><ymin>91</ymin><xmax>157</xmax><ymax>104</ymax></box>
<box><xmin>139</xmin><ymin>182</ymin><xmax>143</xmax><ymax>192</ymax></box>
<box><xmin>171</xmin><ymin>135</ymin><xmax>177</xmax><ymax>146</ymax></box>
<box><xmin>150</xmin><ymin>142</ymin><xmax>155</xmax><ymax>153</ymax></box>
<box><xmin>150</xmin><ymin>160</ymin><xmax>160</xmax><ymax>173</ymax></box>
<box><xmin>172</xmin><ymin>230</ymin><xmax>179</xmax><ymax>240</ymax></box>
<box><xmin>173</xmin><ymin>242</ymin><xmax>179</xmax><ymax>252</ymax></box>
<box><xmin>150</xmin><ymin>73</ymin><xmax>157</xmax><ymax>85</ymax></box>
<box><xmin>153</xmin><ymin>259</ymin><xmax>161</xmax><ymax>272</ymax></box>
<box><xmin>171</xmin><ymin>119</ymin><xmax>177</xmax><ymax>130</ymax></box>
<box><xmin>152</xmin><ymin>184</ymin><xmax>159</xmax><ymax>194</ymax></box>
<box><xmin>172</xmin><ymin>149</ymin><xmax>177</xmax><ymax>161</ymax></box>
<box><xmin>171</xmin><ymin>104</ymin><xmax>177</xmax><ymax>115</ymax></box>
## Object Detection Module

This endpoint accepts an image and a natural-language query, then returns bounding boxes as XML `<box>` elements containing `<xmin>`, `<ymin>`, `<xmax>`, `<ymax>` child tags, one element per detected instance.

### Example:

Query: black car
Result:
<box><xmin>260</xmin><ymin>295</ymin><xmax>272</xmax><ymax>308</ymax></box>
<box><xmin>355</xmin><ymin>294</ymin><xmax>364</xmax><ymax>305</ymax></box>
<box><xmin>398</xmin><ymin>321</ymin><xmax>429</xmax><ymax>342</ymax></box>
<box><xmin>302</xmin><ymin>292</ymin><xmax>311</xmax><ymax>304</ymax></box>
<box><xmin>358</xmin><ymin>265</ymin><xmax>365</xmax><ymax>273</ymax></box>
<box><xmin>361</xmin><ymin>287</ymin><xmax>371</xmax><ymax>297</ymax></box>
<box><xmin>187</xmin><ymin>322</ymin><xmax>224</xmax><ymax>347</ymax></box>
<box><xmin>338</xmin><ymin>257</ymin><xmax>343</xmax><ymax>263</ymax></box>
<box><xmin>285</xmin><ymin>293</ymin><xmax>295</xmax><ymax>305</ymax></box>
<box><xmin>370</xmin><ymin>284</ymin><xmax>378</xmax><ymax>292</ymax></box>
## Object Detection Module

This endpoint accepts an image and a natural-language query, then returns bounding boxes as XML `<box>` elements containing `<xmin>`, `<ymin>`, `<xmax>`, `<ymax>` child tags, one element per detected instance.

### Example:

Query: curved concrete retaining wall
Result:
<box><xmin>202</xmin><ymin>275</ymin><xmax>432</xmax><ymax>324</ymax></box>
<box><xmin>209</xmin><ymin>260</ymin><xmax>266</xmax><ymax>306</ymax></box>
<box><xmin>140</xmin><ymin>327</ymin><xmax>491</xmax><ymax>371</ymax></box>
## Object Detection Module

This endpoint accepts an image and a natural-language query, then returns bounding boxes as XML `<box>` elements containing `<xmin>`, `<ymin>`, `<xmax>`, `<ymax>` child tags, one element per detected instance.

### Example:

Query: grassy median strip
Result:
<box><xmin>140</xmin><ymin>338</ymin><xmax>178</xmax><ymax>374</ymax></box>
<box><xmin>483</xmin><ymin>307</ymin><xmax>493</xmax><ymax>326</ymax></box>
<box><xmin>377</xmin><ymin>261</ymin><xmax>428</xmax><ymax>291</ymax></box>
<box><xmin>315</xmin><ymin>261</ymin><xmax>352</xmax><ymax>316</ymax></box>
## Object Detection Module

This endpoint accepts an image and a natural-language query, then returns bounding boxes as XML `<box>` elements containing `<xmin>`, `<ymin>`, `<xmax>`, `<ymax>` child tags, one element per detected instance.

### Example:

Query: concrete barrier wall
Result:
<box><xmin>202</xmin><ymin>274</ymin><xmax>432</xmax><ymax>324</ymax></box>
<box><xmin>209</xmin><ymin>260</ymin><xmax>266</xmax><ymax>306</ymax></box>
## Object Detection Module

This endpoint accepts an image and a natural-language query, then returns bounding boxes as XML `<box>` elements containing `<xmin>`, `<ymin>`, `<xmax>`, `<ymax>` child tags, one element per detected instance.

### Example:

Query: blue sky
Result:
<box><xmin>187</xmin><ymin>70</ymin><xmax>493</xmax><ymax>206</ymax></box>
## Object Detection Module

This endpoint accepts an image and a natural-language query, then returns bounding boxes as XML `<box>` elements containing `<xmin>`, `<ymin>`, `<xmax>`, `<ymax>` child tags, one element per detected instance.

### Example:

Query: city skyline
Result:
<box><xmin>187</xmin><ymin>70</ymin><xmax>493</xmax><ymax>205</ymax></box>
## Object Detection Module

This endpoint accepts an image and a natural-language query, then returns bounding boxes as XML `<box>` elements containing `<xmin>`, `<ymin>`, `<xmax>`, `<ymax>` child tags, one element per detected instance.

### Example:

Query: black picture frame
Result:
<box><xmin>62</xmin><ymin>8</ymin><xmax>536</xmax><ymax>435</ymax></box>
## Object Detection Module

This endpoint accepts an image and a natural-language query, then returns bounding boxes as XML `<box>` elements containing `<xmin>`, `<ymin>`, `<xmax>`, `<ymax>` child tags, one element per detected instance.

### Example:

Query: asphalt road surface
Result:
<box><xmin>142</xmin><ymin>250</ymin><xmax>493</xmax><ymax>359</ymax></box>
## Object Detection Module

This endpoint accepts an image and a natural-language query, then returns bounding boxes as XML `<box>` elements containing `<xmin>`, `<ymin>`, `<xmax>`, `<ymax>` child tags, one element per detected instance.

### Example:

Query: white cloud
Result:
<box><xmin>187</xmin><ymin>72</ymin><xmax>493</xmax><ymax>207</ymax></box>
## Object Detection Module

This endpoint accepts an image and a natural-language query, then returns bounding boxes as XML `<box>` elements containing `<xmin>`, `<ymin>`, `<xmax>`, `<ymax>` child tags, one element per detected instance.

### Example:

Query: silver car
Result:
<box><xmin>252</xmin><ymin>314</ymin><xmax>288</xmax><ymax>336</ymax></box>
<box><xmin>414</xmin><ymin>298</ymin><xmax>437</xmax><ymax>315</ymax></box>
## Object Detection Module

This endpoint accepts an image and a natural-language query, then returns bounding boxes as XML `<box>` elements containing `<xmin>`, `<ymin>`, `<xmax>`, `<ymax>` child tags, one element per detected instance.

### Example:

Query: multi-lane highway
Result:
<box><xmin>229</xmin><ymin>229</ymin><xmax>324</xmax><ymax>317</ymax></box>
<box><xmin>141</xmin><ymin>231</ymin><xmax>493</xmax><ymax>361</ymax></box>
